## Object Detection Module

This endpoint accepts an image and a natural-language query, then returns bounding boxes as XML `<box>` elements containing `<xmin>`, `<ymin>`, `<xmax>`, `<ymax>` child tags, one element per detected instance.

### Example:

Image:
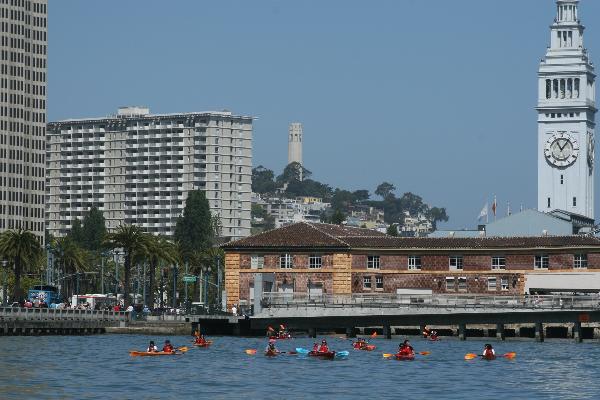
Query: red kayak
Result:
<box><xmin>395</xmin><ymin>353</ymin><xmax>415</xmax><ymax>361</ymax></box>
<box><xmin>428</xmin><ymin>337</ymin><xmax>441</xmax><ymax>342</ymax></box>
<box><xmin>309</xmin><ymin>351</ymin><xmax>336</xmax><ymax>360</ymax></box>
<box><xmin>482</xmin><ymin>354</ymin><xmax>497</xmax><ymax>360</ymax></box>
<box><xmin>264</xmin><ymin>350</ymin><xmax>280</xmax><ymax>357</ymax></box>
<box><xmin>193</xmin><ymin>340</ymin><xmax>213</xmax><ymax>348</ymax></box>
<box><xmin>353</xmin><ymin>344</ymin><xmax>376</xmax><ymax>351</ymax></box>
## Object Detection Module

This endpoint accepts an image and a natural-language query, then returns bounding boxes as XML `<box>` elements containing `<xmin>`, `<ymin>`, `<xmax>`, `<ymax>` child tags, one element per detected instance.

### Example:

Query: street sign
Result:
<box><xmin>182</xmin><ymin>275</ymin><xmax>197</xmax><ymax>283</ymax></box>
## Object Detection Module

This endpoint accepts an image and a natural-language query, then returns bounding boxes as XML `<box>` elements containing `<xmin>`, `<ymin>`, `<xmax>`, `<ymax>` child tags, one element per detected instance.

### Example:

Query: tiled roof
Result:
<box><xmin>222</xmin><ymin>222</ymin><xmax>600</xmax><ymax>251</ymax></box>
<box><xmin>222</xmin><ymin>222</ymin><xmax>386</xmax><ymax>249</ymax></box>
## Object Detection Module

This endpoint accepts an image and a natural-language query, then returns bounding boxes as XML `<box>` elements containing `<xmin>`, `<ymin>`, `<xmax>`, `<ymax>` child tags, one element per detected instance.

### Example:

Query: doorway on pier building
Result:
<box><xmin>308</xmin><ymin>282</ymin><xmax>323</xmax><ymax>301</ymax></box>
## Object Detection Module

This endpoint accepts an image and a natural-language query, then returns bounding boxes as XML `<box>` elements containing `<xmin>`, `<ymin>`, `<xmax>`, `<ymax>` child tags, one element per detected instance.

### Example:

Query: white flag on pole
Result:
<box><xmin>478</xmin><ymin>203</ymin><xmax>488</xmax><ymax>221</ymax></box>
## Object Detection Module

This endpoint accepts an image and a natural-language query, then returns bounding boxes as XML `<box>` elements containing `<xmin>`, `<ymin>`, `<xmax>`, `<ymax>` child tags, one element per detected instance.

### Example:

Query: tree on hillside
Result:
<box><xmin>81</xmin><ymin>206</ymin><xmax>106</xmax><ymax>252</ymax></box>
<box><xmin>330</xmin><ymin>210</ymin><xmax>346</xmax><ymax>225</ymax></box>
<box><xmin>375</xmin><ymin>182</ymin><xmax>396</xmax><ymax>200</ymax></box>
<box><xmin>251</xmin><ymin>166</ymin><xmax>277</xmax><ymax>194</ymax></box>
<box><xmin>386</xmin><ymin>224</ymin><xmax>399</xmax><ymax>237</ymax></box>
<box><xmin>284</xmin><ymin>179</ymin><xmax>333</xmax><ymax>199</ymax></box>
<box><xmin>0</xmin><ymin>229</ymin><xmax>42</xmax><ymax>302</ymax></box>
<box><xmin>175</xmin><ymin>190</ymin><xmax>213</xmax><ymax>261</ymax></box>
<box><xmin>352</xmin><ymin>190</ymin><xmax>370</xmax><ymax>202</ymax></box>
<box><xmin>427</xmin><ymin>207</ymin><xmax>449</xmax><ymax>230</ymax></box>
<box><xmin>276</xmin><ymin>162</ymin><xmax>312</xmax><ymax>185</ymax></box>
<box><xmin>331</xmin><ymin>189</ymin><xmax>355</xmax><ymax>212</ymax></box>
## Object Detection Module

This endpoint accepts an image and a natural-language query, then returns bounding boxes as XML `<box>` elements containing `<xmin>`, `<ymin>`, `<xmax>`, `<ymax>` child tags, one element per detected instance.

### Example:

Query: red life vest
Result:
<box><xmin>163</xmin><ymin>344</ymin><xmax>174</xmax><ymax>352</ymax></box>
<box><xmin>318</xmin><ymin>345</ymin><xmax>329</xmax><ymax>353</ymax></box>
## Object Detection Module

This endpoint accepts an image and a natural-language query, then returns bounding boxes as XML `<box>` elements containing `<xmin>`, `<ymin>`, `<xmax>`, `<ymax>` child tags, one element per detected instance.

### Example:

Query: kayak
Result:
<box><xmin>309</xmin><ymin>351</ymin><xmax>336</xmax><ymax>360</ymax></box>
<box><xmin>270</xmin><ymin>334</ymin><xmax>292</xmax><ymax>340</ymax></box>
<box><xmin>129</xmin><ymin>351</ymin><xmax>180</xmax><ymax>357</ymax></box>
<box><xmin>354</xmin><ymin>344</ymin><xmax>376</xmax><ymax>351</ymax></box>
<box><xmin>264</xmin><ymin>350</ymin><xmax>280</xmax><ymax>357</ymax></box>
<box><xmin>193</xmin><ymin>340</ymin><xmax>213</xmax><ymax>348</ymax></box>
<box><xmin>428</xmin><ymin>337</ymin><xmax>441</xmax><ymax>342</ymax></box>
<box><xmin>482</xmin><ymin>354</ymin><xmax>497</xmax><ymax>360</ymax></box>
<box><xmin>395</xmin><ymin>353</ymin><xmax>415</xmax><ymax>361</ymax></box>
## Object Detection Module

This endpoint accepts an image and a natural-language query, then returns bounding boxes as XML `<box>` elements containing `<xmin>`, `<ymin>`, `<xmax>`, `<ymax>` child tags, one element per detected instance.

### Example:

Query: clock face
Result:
<box><xmin>544</xmin><ymin>132</ymin><xmax>579</xmax><ymax>167</ymax></box>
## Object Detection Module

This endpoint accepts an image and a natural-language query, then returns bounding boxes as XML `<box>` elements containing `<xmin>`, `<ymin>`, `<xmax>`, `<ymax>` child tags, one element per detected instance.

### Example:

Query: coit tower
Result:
<box><xmin>288</xmin><ymin>122</ymin><xmax>303</xmax><ymax>167</ymax></box>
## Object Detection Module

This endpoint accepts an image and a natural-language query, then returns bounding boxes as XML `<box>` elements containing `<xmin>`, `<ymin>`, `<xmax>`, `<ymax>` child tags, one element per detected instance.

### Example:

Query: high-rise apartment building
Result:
<box><xmin>46</xmin><ymin>107</ymin><xmax>252</xmax><ymax>240</ymax></box>
<box><xmin>0</xmin><ymin>0</ymin><xmax>47</xmax><ymax>242</ymax></box>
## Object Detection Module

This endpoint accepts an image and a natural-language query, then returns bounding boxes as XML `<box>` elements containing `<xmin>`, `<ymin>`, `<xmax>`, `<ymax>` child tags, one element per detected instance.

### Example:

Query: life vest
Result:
<box><xmin>163</xmin><ymin>344</ymin><xmax>174</xmax><ymax>352</ymax></box>
<box><xmin>318</xmin><ymin>345</ymin><xmax>329</xmax><ymax>353</ymax></box>
<box><xmin>483</xmin><ymin>349</ymin><xmax>495</xmax><ymax>357</ymax></box>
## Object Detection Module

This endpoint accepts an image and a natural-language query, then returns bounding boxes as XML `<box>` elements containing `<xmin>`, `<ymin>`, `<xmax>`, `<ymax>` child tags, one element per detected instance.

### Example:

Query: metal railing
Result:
<box><xmin>0</xmin><ymin>307</ymin><xmax>130</xmax><ymax>322</ymax></box>
<box><xmin>259</xmin><ymin>293</ymin><xmax>600</xmax><ymax>311</ymax></box>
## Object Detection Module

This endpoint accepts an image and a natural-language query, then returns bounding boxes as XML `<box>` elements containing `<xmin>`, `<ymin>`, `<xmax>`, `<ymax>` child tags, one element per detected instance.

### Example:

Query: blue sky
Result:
<box><xmin>48</xmin><ymin>0</ymin><xmax>600</xmax><ymax>229</ymax></box>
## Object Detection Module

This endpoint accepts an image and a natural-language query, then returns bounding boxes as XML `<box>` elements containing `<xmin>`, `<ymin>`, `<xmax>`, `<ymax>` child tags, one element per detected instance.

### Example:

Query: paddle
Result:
<box><xmin>383</xmin><ymin>351</ymin><xmax>430</xmax><ymax>358</ymax></box>
<box><xmin>464</xmin><ymin>352</ymin><xmax>517</xmax><ymax>360</ymax></box>
<box><xmin>246</xmin><ymin>349</ymin><xmax>298</xmax><ymax>355</ymax></box>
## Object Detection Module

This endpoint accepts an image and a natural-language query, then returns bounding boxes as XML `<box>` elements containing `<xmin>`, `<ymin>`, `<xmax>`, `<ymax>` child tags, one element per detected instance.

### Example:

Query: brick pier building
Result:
<box><xmin>223</xmin><ymin>222</ymin><xmax>600</xmax><ymax>311</ymax></box>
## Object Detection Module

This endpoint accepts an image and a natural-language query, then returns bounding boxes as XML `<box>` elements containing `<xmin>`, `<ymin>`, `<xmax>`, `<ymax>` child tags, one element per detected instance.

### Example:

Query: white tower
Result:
<box><xmin>288</xmin><ymin>122</ymin><xmax>303</xmax><ymax>166</ymax></box>
<box><xmin>537</xmin><ymin>0</ymin><xmax>596</xmax><ymax>220</ymax></box>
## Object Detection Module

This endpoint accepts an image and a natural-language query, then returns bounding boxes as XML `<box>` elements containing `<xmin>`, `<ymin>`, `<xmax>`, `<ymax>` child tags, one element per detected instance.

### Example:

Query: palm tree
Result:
<box><xmin>54</xmin><ymin>236</ymin><xmax>89</xmax><ymax>297</ymax></box>
<box><xmin>0</xmin><ymin>229</ymin><xmax>42</xmax><ymax>302</ymax></box>
<box><xmin>143</xmin><ymin>234</ymin><xmax>178</xmax><ymax>307</ymax></box>
<box><xmin>104</xmin><ymin>225</ymin><xmax>147</xmax><ymax>307</ymax></box>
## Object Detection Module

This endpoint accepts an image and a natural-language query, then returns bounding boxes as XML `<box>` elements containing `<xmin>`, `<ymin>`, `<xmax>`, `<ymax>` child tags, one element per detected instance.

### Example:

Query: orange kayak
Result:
<box><xmin>129</xmin><ymin>351</ymin><xmax>180</xmax><ymax>357</ymax></box>
<box><xmin>193</xmin><ymin>340</ymin><xmax>213</xmax><ymax>348</ymax></box>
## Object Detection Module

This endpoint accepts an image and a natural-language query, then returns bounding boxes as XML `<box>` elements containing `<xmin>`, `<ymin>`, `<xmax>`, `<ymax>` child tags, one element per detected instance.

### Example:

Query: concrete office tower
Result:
<box><xmin>537</xmin><ymin>0</ymin><xmax>596</xmax><ymax>219</ymax></box>
<box><xmin>0</xmin><ymin>0</ymin><xmax>47</xmax><ymax>242</ymax></box>
<box><xmin>46</xmin><ymin>107</ymin><xmax>253</xmax><ymax>240</ymax></box>
<box><xmin>288</xmin><ymin>122</ymin><xmax>303</xmax><ymax>166</ymax></box>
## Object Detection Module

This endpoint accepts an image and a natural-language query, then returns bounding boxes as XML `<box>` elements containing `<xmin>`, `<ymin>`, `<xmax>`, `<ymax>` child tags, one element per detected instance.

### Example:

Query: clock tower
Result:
<box><xmin>538</xmin><ymin>0</ymin><xmax>596</xmax><ymax>220</ymax></box>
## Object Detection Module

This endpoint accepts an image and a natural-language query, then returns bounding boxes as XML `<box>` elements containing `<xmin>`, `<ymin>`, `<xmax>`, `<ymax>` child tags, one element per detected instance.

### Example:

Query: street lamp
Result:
<box><xmin>1</xmin><ymin>260</ymin><xmax>8</xmax><ymax>306</ymax></box>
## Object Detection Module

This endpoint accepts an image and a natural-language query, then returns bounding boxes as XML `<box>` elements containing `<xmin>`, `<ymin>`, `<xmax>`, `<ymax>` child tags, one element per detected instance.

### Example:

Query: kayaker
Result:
<box><xmin>147</xmin><ymin>341</ymin><xmax>158</xmax><ymax>352</ymax></box>
<box><xmin>317</xmin><ymin>339</ymin><xmax>329</xmax><ymax>353</ymax></box>
<box><xmin>398</xmin><ymin>340</ymin><xmax>414</xmax><ymax>356</ymax></box>
<box><xmin>265</xmin><ymin>339</ymin><xmax>279</xmax><ymax>354</ymax></box>
<box><xmin>278</xmin><ymin>324</ymin><xmax>288</xmax><ymax>338</ymax></box>
<box><xmin>163</xmin><ymin>340</ymin><xmax>175</xmax><ymax>353</ymax></box>
<box><xmin>354</xmin><ymin>338</ymin><xmax>367</xmax><ymax>349</ymax></box>
<box><xmin>482</xmin><ymin>344</ymin><xmax>495</xmax><ymax>358</ymax></box>
<box><xmin>312</xmin><ymin>342</ymin><xmax>319</xmax><ymax>352</ymax></box>
<box><xmin>267</xmin><ymin>326</ymin><xmax>276</xmax><ymax>338</ymax></box>
<box><xmin>194</xmin><ymin>334</ymin><xmax>207</xmax><ymax>345</ymax></box>
<box><xmin>422</xmin><ymin>326</ymin><xmax>431</xmax><ymax>338</ymax></box>
<box><xmin>430</xmin><ymin>330</ymin><xmax>439</xmax><ymax>340</ymax></box>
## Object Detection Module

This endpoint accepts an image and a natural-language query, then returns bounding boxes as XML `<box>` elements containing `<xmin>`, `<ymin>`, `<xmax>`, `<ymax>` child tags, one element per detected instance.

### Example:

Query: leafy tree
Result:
<box><xmin>0</xmin><ymin>229</ymin><xmax>42</xmax><ymax>302</ymax></box>
<box><xmin>375</xmin><ymin>182</ymin><xmax>396</xmax><ymax>200</ymax></box>
<box><xmin>330</xmin><ymin>210</ymin><xmax>346</xmax><ymax>225</ymax></box>
<box><xmin>81</xmin><ymin>206</ymin><xmax>106</xmax><ymax>252</ymax></box>
<box><xmin>104</xmin><ymin>225</ymin><xmax>148</xmax><ymax>307</ymax></box>
<box><xmin>251</xmin><ymin>166</ymin><xmax>277</xmax><ymax>194</ymax></box>
<box><xmin>251</xmin><ymin>204</ymin><xmax>267</xmax><ymax>219</ymax></box>
<box><xmin>276</xmin><ymin>162</ymin><xmax>311</xmax><ymax>185</ymax></box>
<box><xmin>284</xmin><ymin>179</ymin><xmax>332</xmax><ymax>199</ymax></box>
<box><xmin>427</xmin><ymin>207</ymin><xmax>449</xmax><ymax>230</ymax></box>
<box><xmin>352</xmin><ymin>190</ymin><xmax>370</xmax><ymax>202</ymax></box>
<box><xmin>70</xmin><ymin>218</ymin><xmax>84</xmax><ymax>247</ymax></box>
<box><xmin>175</xmin><ymin>190</ymin><xmax>213</xmax><ymax>260</ymax></box>
<box><xmin>386</xmin><ymin>224</ymin><xmax>399</xmax><ymax>236</ymax></box>
<box><xmin>331</xmin><ymin>189</ymin><xmax>355</xmax><ymax>212</ymax></box>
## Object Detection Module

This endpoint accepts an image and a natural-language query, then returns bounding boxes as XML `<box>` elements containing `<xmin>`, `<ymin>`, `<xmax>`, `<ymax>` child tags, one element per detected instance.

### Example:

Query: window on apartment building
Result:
<box><xmin>534</xmin><ymin>254</ymin><xmax>549</xmax><ymax>269</ymax></box>
<box><xmin>367</xmin><ymin>255</ymin><xmax>380</xmax><ymax>269</ymax></box>
<box><xmin>446</xmin><ymin>277</ymin><xmax>456</xmax><ymax>291</ymax></box>
<box><xmin>500</xmin><ymin>277</ymin><xmax>509</xmax><ymax>291</ymax></box>
<box><xmin>488</xmin><ymin>277</ymin><xmax>497</xmax><ymax>291</ymax></box>
<box><xmin>250</xmin><ymin>255</ymin><xmax>264</xmax><ymax>270</ymax></box>
<box><xmin>491</xmin><ymin>256</ymin><xmax>506</xmax><ymax>270</ymax></box>
<box><xmin>279</xmin><ymin>254</ymin><xmax>293</xmax><ymax>269</ymax></box>
<box><xmin>309</xmin><ymin>255</ymin><xmax>322</xmax><ymax>269</ymax></box>
<box><xmin>449</xmin><ymin>256</ymin><xmax>463</xmax><ymax>270</ymax></box>
<box><xmin>363</xmin><ymin>276</ymin><xmax>371</xmax><ymax>289</ymax></box>
<box><xmin>458</xmin><ymin>277</ymin><xmax>467</xmax><ymax>291</ymax></box>
<box><xmin>375</xmin><ymin>276</ymin><xmax>383</xmax><ymax>290</ymax></box>
<box><xmin>408</xmin><ymin>255</ymin><xmax>421</xmax><ymax>270</ymax></box>
<box><xmin>574</xmin><ymin>254</ymin><xmax>588</xmax><ymax>269</ymax></box>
